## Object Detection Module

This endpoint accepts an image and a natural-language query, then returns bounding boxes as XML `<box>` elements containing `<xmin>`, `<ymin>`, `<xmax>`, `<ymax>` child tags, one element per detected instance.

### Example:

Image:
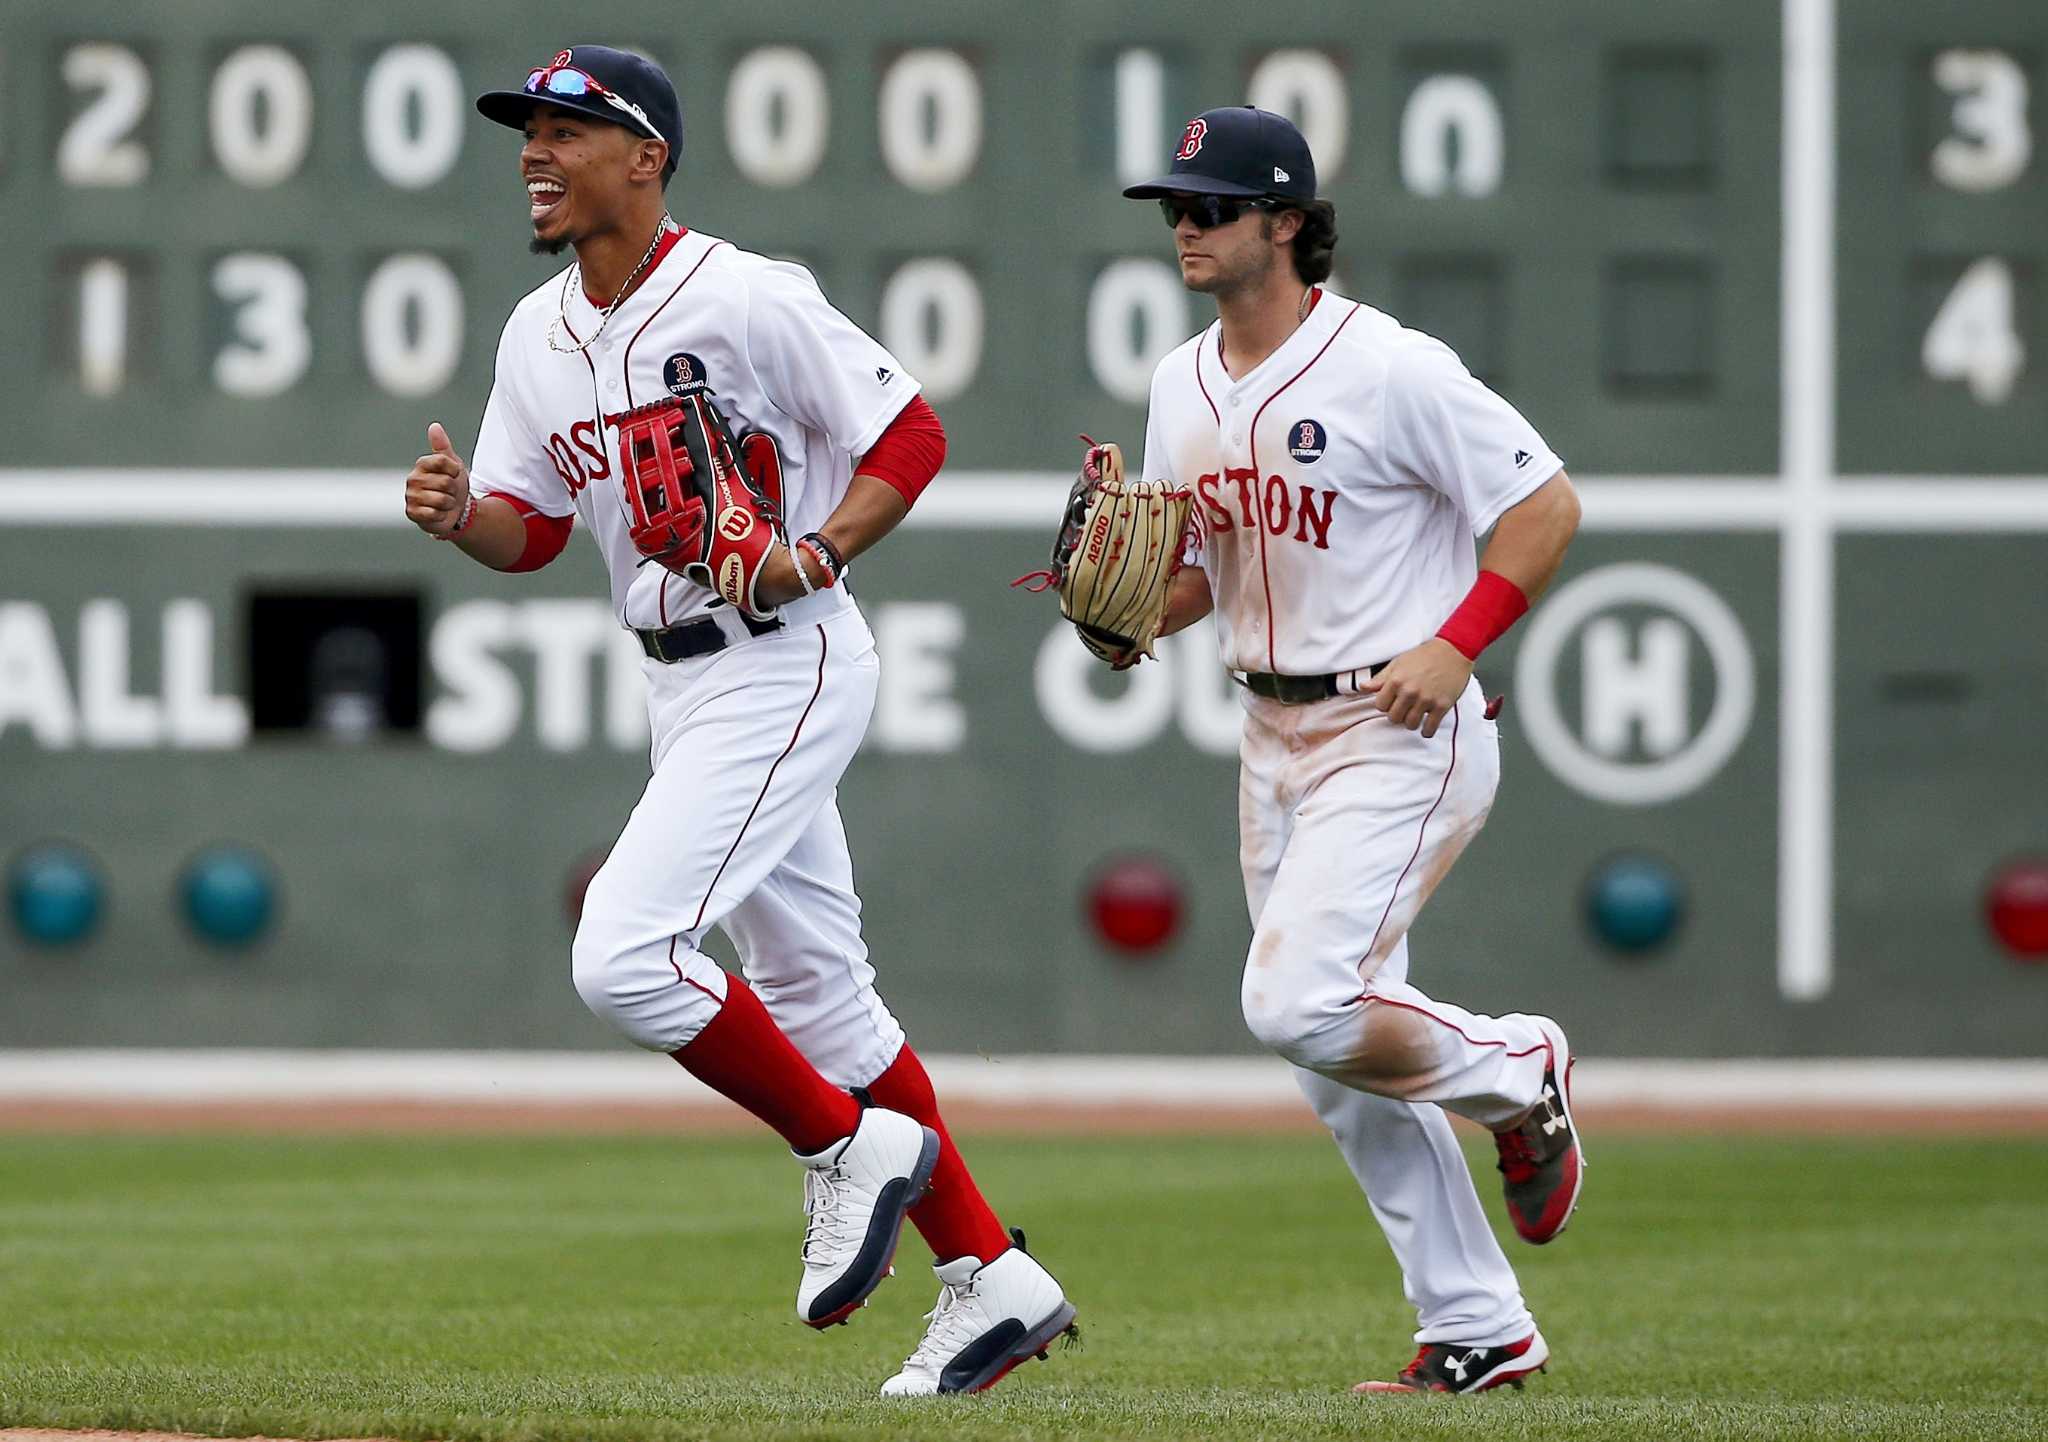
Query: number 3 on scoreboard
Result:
<box><xmin>1922</xmin><ymin>258</ymin><xmax>2024</xmax><ymax>406</ymax></box>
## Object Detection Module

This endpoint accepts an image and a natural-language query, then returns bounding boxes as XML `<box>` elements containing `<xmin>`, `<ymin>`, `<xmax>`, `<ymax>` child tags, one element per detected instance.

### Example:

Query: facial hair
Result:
<box><xmin>1186</xmin><ymin>216</ymin><xmax>1277</xmax><ymax>298</ymax></box>
<box><xmin>530</xmin><ymin>236</ymin><xmax>569</xmax><ymax>257</ymax></box>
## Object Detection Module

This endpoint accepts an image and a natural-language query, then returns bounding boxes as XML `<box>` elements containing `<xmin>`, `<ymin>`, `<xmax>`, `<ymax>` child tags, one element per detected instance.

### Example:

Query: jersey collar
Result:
<box><xmin>578</xmin><ymin>219</ymin><xmax>690</xmax><ymax>309</ymax></box>
<box><xmin>1213</xmin><ymin>286</ymin><xmax>1341</xmax><ymax>388</ymax></box>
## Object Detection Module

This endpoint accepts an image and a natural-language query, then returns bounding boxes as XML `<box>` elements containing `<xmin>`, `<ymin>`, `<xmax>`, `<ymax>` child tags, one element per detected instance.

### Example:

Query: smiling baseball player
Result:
<box><xmin>401</xmin><ymin>45</ymin><xmax>1072</xmax><ymax>1396</ymax></box>
<box><xmin>1104</xmin><ymin>106</ymin><xmax>1587</xmax><ymax>1395</ymax></box>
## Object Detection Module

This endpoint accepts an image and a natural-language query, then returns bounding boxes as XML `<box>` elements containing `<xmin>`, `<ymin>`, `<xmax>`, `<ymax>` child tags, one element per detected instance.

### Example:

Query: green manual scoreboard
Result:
<box><xmin>3</xmin><ymin>1</ymin><xmax>2045</xmax><ymax>1057</ymax></box>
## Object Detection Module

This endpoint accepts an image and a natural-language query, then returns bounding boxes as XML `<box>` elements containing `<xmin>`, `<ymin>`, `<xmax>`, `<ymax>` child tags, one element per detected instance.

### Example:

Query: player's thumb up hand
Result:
<box><xmin>427</xmin><ymin>422</ymin><xmax>457</xmax><ymax>457</ymax></box>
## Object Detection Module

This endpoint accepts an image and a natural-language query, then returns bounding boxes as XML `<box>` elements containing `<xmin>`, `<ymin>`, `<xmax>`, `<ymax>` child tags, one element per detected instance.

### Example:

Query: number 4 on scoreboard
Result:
<box><xmin>1922</xmin><ymin>257</ymin><xmax>2025</xmax><ymax>406</ymax></box>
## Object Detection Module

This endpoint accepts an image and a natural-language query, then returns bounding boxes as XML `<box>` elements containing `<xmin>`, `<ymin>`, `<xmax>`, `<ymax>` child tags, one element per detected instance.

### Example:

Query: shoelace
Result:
<box><xmin>800</xmin><ymin>1165</ymin><xmax>854</xmax><ymax>1262</ymax></box>
<box><xmin>902</xmin><ymin>1276</ymin><xmax>983</xmax><ymax>1372</ymax></box>
<box><xmin>1494</xmin><ymin>1128</ymin><xmax>1539</xmax><ymax>1183</ymax></box>
<box><xmin>1398</xmin><ymin>1345</ymin><xmax>1435</xmax><ymax>1384</ymax></box>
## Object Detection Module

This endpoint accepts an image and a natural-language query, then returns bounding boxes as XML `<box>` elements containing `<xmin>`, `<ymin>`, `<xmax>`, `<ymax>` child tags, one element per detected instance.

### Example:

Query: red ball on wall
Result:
<box><xmin>1085</xmin><ymin>854</ymin><xmax>1185</xmax><ymax>955</ymax></box>
<box><xmin>1985</xmin><ymin>858</ymin><xmax>2048</xmax><ymax>960</ymax></box>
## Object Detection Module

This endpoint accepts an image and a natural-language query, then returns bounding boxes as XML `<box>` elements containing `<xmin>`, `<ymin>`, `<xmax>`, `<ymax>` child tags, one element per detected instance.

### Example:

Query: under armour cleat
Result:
<box><xmin>880</xmin><ymin>1229</ymin><xmax>1077</xmax><ymax>1396</ymax></box>
<box><xmin>1491</xmin><ymin>1017</ymin><xmax>1583</xmax><ymax>1244</ymax></box>
<box><xmin>794</xmin><ymin>1106</ymin><xmax>939</xmax><ymax>1328</ymax></box>
<box><xmin>1354</xmin><ymin>1331</ymin><xmax>1550</xmax><ymax>1395</ymax></box>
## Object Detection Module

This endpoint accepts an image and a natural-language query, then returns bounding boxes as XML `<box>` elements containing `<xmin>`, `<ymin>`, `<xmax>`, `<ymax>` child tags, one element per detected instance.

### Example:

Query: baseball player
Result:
<box><xmin>1120</xmin><ymin>106</ymin><xmax>1587</xmax><ymax>1394</ymax></box>
<box><xmin>402</xmin><ymin>45</ymin><xmax>1072</xmax><ymax>1396</ymax></box>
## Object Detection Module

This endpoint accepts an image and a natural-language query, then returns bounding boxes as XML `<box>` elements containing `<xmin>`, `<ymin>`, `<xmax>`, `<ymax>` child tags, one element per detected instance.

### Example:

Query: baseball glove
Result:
<box><xmin>1015</xmin><ymin>436</ymin><xmax>1194</xmax><ymax>668</ymax></box>
<box><xmin>615</xmin><ymin>393</ymin><xmax>787</xmax><ymax>620</ymax></box>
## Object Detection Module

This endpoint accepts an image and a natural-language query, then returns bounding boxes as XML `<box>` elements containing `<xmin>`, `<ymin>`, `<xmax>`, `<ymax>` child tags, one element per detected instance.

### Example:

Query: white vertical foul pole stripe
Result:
<box><xmin>1780</xmin><ymin>0</ymin><xmax>1837</xmax><ymax>1002</ymax></box>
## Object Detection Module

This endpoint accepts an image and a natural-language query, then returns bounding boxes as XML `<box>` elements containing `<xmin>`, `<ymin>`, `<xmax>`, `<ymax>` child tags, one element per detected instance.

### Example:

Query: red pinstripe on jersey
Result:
<box><xmin>1358</xmin><ymin>699</ymin><xmax>1458</xmax><ymax>974</ymax></box>
<box><xmin>689</xmin><ymin>623</ymin><xmax>830</xmax><ymax>932</ymax></box>
<box><xmin>608</xmin><ymin>237</ymin><xmax>730</xmax><ymax>625</ymax></box>
<box><xmin>1194</xmin><ymin>323</ymin><xmax>1222</xmax><ymax>426</ymax></box>
<box><xmin>1246</xmin><ymin>301</ymin><xmax>1360</xmax><ymax>673</ymax></box>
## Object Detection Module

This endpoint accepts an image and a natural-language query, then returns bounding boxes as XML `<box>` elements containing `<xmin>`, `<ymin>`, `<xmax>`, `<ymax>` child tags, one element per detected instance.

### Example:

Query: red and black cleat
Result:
<box><xmin>1492</xmin><ymin>1021</ymin><xmax>1584</xmax><ymax>1244</ymax></box>
<box><xmin>1354</xmin><ymin>1332</ymin><xmax>1550</xmax><ymax>1395</ymax></box>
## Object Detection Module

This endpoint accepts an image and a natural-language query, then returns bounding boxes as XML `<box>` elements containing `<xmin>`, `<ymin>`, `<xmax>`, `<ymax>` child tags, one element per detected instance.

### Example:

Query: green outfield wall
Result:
<box><xmin>3</xmin><ymin>1</ymin><xmax>2044</xmax><ymax>1056</ymax></box>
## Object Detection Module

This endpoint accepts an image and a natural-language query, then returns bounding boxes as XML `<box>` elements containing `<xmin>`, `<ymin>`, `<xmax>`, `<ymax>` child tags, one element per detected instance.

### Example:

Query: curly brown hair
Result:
<box><xmin>1283</xmin><ymin>199</ymin><xmax>1338</xmax><ymax>285</ymax></box>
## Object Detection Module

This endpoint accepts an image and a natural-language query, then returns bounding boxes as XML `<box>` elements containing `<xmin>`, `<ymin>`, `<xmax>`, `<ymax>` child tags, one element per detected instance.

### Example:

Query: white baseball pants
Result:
<box><xmin>571</xmin><ymin>600</ymin><xmax>905</xmax><ymax>1088</ymax></box>
<box><xmin>1238</xmin><ymin>678</ymin><xmax>1550</xmax><ymax>1345</ymax></box>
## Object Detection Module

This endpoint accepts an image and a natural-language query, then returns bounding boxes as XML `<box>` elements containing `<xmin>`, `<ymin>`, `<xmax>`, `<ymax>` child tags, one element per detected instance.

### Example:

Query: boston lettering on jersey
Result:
<box><xmin>1194</xmin><ymin>468</ymin><xmax>1338</xmax><ymax>551</ymax></box>
<box><xmin>544</xmin><ymin>420</ymin><xmax>611</xmax><ymax>496</ymax></box>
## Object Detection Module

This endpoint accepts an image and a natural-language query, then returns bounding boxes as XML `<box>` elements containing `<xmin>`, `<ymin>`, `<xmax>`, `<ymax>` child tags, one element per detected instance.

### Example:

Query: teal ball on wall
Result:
<box><xmin>1584</xmin><ymin>853</ymin><xmax>1685</xmax><ymax>955</ymax></box>
<box><xmin>8</xmin><ymin>843</ymin><xmax>105</xmax><ymax>947</ymax></box>
<box><xmin>180</xmin><ymin>846</ymin><xmax>279</xmax><ymax>948</ymax></box>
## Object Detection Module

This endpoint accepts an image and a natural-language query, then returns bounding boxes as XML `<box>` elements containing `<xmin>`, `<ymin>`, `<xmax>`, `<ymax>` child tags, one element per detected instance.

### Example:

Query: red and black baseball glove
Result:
<box><xmin>614</xmin><ymin>393</ymin><xmax>787</xmax><ymax>619</ymax></box>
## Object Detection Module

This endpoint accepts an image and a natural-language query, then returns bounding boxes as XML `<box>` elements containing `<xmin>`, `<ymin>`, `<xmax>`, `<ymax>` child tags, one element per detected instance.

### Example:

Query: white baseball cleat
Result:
<box><xmin>879</xmin><ymin>1231</ymin><xmax>1077</xmax><ymax>1396</ymax></box>
<box><xmin>794</xmin><ymin>1106</ymin><xmax>940</xmax><ymax>1328</ymax></box>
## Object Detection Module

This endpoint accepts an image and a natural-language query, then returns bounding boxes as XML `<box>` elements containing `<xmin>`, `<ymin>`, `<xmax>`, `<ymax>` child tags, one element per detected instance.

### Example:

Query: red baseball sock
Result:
<box><xmin>669</xmin><ymin>976</ymin><xmax>859</xmax><ymax>1155</ymax></box>
<box><xmin>865</xmin><ymin>1044</ymin><xmax>1010</xmax><ymax>1265</ymax></box>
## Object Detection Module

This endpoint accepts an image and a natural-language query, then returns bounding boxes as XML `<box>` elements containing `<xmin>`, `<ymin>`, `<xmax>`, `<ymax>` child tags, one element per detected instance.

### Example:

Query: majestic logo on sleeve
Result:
<box><xmin>1175</xmin><ymin>118</ymin><xmax>1208</xmax><ymax>160</ymax></box>
<box><xmin>663</xmin><ymin>352</ymin><xmax>710</xmax><ymax>397</ymax></box>
<box><xmin>1288</xmin><ymin>419</ymin><xmax>1327</xmax><ymax>464</ymax></box>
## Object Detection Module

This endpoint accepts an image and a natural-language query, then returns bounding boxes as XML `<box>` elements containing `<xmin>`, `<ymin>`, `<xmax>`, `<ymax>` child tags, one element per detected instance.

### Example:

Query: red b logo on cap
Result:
<box><xmin>1175</xmin><ymin>118</ymin><xmax>1208</xmax><ymax>161</ymax></box>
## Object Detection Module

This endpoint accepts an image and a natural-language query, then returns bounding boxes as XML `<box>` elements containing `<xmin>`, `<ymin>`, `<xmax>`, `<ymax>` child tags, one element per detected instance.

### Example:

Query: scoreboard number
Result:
<box><xmin>1401</xmin><ymin>76</ymin><xmax>1505</xmax><ymax>198</ymax></box>
<box><xmin>879</xmin><ymin>258</ymin><xmax>983</xmax><ymax>401</ymax></box>
<box><xmin>212</xmin><ymin>254</ymin><xmax>311</xmax><ymax>398</ymax></box>
<box><xmin>1248</xmin><ymin>51</ymin><xmax>1350</xmax><ymax>177</ymax></box>
<box><xmin>725</xmin><ymin>47</ymin><xmax>830</xmax><ymax>188</ymax></box>
<box><xmin>209</xmin><ymin>46</ymin><xmax>314</xmax><ymax>187</ymax></box>
<box><xmin>1931</xmin><ymin>49</ymin><xmax>2031</xmax><ymax>192</ymax></box>
<box><xmin>362</xmin><ymin>255</ymin><xmax>464</xmax><ymax>398</ymax></box>
<box><xmin>57</xmin><ymin>43</ymin><xmax>151</xmax><ymax>187</ymax></box>
<box><xmin>77</xmin><ymin>260</ymin><xmax>130</xmax><ymax>397</ymax></box>
<box><xmin>1922</xmin><ymin>257</ymin><xmax>2024</xmax><ymax>405</ymax></box>
<box><xmin>362</xmin><ymin>46</ymin><xmax>465</xmax><ymax>189</ymax></box>
<box><xmin>878</xmin><ymin>50</ymin><xmax>982</xmax><ymax>192</ymax></box>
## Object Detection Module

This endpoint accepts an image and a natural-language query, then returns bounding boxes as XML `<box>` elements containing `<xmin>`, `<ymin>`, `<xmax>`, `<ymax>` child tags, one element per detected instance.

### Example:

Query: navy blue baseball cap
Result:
<box><xmin>477</xmin><ymin>45</ymin><xmax>682</xmax><ymax>177</ymax></box>
<box><xmin>1123</xmin><ymin>106</ymin><xmax>1317</xmax><ymax>203</ymax></box>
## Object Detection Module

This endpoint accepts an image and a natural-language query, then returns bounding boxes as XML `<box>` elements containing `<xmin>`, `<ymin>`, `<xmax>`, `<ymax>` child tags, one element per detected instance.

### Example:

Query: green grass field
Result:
<box><xmin>0</xmin><ymin>1130</ymin><xmax>2042</xmax><ymax>1442</ymax></box>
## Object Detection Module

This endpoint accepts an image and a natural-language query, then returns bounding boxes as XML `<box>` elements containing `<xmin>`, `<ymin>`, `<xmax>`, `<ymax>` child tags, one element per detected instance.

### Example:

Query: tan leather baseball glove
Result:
<box><xmin>1016</xmin><ymin>437</ymin><xmax>1194</xmax><ymax>668</ymax></box>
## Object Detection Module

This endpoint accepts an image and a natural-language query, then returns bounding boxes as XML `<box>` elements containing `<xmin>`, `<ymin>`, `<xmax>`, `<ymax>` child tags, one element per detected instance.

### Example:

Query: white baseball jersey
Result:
<box><xmin>470</xmin><ymin>225</ymin><xmax>921</xmax><ymax>630</ymax></box>
<box><xmin>465</xmin><ymin>223</ymin><xmax>918</xmax><ymax>1086</ymax></box>
<box><xmin>1161</xmin><ymin>295</ymin><xmax>1574</xmax><ymax>1352</ymax></box>
<box><xmin>1140</xmin><ymin>290</ymin><xmax>1562</xmax><ymax>676</ymax></box>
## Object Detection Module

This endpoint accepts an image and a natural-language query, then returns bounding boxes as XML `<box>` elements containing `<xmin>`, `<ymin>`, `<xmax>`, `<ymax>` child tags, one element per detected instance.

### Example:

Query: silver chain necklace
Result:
<box><xmin>547</xmin><ymin>216</ymin><xmax>674</xmax><ymax>355</ymax></box>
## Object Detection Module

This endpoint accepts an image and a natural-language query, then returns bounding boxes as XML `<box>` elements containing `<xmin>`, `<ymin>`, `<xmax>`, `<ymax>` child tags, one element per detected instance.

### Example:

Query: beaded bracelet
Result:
<box><xmin>797</xmin><ymin>531</ymin><xmax>846</xmax><ymax>588</ymax></box>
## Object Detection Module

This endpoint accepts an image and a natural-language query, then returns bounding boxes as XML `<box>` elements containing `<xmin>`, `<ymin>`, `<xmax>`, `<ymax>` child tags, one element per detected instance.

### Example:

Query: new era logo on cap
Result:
<box><xmin>1274</xmin><ymin>167</ymin><xmax>1290</xmax><ymax>183</ymax></box>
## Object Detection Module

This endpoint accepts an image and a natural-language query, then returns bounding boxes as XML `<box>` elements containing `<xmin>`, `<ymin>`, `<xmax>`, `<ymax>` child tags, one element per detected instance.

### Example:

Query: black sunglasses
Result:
<box><xmin>1158</xmin><ymin>194</ymin><xmax>1287</xmax><ymax>229</ymax></box>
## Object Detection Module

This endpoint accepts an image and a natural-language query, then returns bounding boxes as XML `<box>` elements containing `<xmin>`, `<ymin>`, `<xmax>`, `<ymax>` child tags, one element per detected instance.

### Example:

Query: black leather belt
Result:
<box><xmin>634</xmin><ymin>608</ymin><xmax>781</xmax><ymax>664</ymax></box>
<box><xmin>1240</xmin><ymin>660</ymin><xmax>1389</xmax><ymax>704</ymax></box>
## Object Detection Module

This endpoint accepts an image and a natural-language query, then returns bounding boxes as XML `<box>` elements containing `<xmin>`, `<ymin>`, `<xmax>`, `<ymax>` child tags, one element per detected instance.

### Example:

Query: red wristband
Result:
<box><xmin>1436</xmin><ymin>570</ymin><xmax>1529</xmax><ymax>661</ymax></box>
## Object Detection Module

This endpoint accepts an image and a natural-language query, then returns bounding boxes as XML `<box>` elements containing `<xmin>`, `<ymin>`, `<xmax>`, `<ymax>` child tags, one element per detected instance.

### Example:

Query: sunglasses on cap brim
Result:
<box><xmin>523</xmin><ymin>63</ymin><xmax>664</xmax><ymax>142</ymax></box>
<box><xmin>1158</xmin><ymin>194</ymin><xmax>1289</xmax><ymax>229</ymax></box>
